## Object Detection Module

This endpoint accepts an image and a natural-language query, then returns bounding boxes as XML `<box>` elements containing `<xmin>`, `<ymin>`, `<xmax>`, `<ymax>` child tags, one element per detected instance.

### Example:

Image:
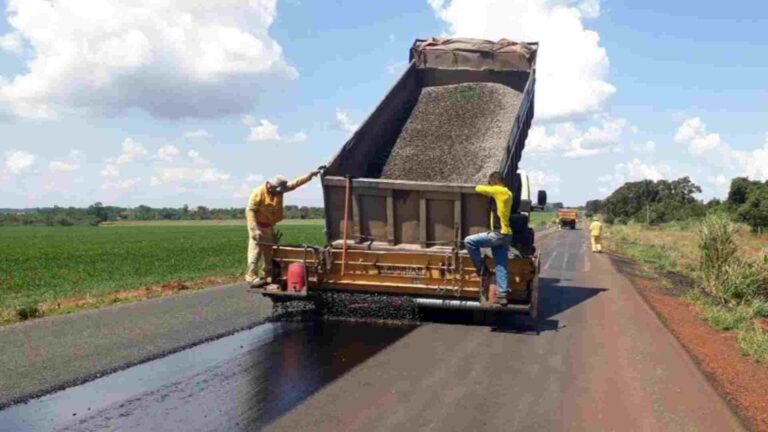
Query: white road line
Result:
<box><xmin>544</xmin><ymin>250</ymin><xmax>558</xmax><ymax>270</ymax></box>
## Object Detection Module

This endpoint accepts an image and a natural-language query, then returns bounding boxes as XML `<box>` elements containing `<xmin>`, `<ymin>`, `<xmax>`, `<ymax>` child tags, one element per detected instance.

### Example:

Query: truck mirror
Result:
<box><xmin>537</xmin><ymin>190</ymin><xmax>547</xmax><ymax>207</ymax></box>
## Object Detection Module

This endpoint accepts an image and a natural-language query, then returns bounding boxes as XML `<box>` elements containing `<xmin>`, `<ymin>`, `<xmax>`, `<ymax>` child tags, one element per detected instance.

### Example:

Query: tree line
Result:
<box><xmin>0</xmin><ymin>203</ymin><xmax>325</xmax><ymax>226</ymax></box>
<box><xmin>586</xmin><ymin>176</ymin><xmax>768</xmax><ymax>231</ymax></box>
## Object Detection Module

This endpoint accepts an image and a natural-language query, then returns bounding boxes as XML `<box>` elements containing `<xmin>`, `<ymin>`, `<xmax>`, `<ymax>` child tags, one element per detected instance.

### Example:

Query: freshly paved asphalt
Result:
<box><xmin>0</xmin><ymin>228</ymin><xmax>745</xmax><ymax>431</ymax></box>
<box><xmin>0</xmin><ymin>283</ymin><xmax>272</xmax><ymax>409</ymax></box>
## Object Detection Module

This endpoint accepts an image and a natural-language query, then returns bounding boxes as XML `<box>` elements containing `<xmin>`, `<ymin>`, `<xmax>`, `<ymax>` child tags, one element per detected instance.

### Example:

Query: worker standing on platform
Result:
<box><xmin>245</xmin><ymin>168</ymin><xmax>323</xmax><ymax>287</ymax></box>
<box><xmin>590</xmin><ymin>217</ymin><xmax>603</xmax><ymax>253</ymax></box>
<box><xmin>464</xmin><ymin>171</ymin><xmax>514</xmax><ymax>306</ymax></box>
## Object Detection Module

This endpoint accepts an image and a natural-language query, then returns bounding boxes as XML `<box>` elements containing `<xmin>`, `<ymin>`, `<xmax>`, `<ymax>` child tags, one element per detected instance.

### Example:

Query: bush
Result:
<box><xmin>698</xmin><ymin>213</ymin><xmax>737</xmax><ymax>277</ymax></box>
<box><xmin>708</xmin><ymin>257</ymin><xmax>766</xmax><ymax>305</ymax></box>
<box><xmin>737</xmin><ymin>322</ymin><xmax>768</xmax><ymax>363</ymax></box>
<box><xmin>16</xmin><ymin>304</ymin><xmax>41</xmax><ymax>320</ymax></box>
<box><xmin>701</xmin><ymin>304</ymin><xmax>754</xmax><ymax>330</ymax></box>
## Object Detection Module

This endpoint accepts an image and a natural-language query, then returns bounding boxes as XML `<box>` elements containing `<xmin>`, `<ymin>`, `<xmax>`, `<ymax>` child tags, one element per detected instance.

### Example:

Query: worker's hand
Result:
<box><xmin>313</xmin><ymin>165</ymin><xmax>327</xmax><ymax>177</ymax></box>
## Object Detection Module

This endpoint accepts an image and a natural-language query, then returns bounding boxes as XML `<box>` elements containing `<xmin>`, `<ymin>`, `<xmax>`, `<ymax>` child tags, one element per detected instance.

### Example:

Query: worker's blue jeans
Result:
<box><xmin>464</xmin><ymin>231</ymin><xmax>513</xmax><ymax>295</ymax></box>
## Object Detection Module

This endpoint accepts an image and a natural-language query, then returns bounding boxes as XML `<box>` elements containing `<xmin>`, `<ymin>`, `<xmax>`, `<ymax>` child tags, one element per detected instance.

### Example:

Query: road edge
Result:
<box><xmin>606</xmin><ymin>253</ymin><xmax>760</xmax><ymax>431</ymax></box>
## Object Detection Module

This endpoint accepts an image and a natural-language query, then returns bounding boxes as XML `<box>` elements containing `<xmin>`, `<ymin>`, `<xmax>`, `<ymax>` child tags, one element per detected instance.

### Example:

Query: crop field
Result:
<box><xmin>530</xmin><ymin>211</ymin><xmax>555</xmax><ymax>227</ymax></box>
<box><xmin>0</xmin><ymin>222</ymin><xmax>325</xmax><ymax>322</ymax></box>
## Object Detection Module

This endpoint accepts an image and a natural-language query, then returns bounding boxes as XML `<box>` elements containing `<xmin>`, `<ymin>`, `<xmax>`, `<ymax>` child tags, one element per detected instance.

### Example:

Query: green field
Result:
<box><xmin>0</xmin><ymin>222</ymin><xmax>325</xmax><ymax>320</ymax></box>
<box><xmin>530</xmin><ymin>211</ymin><xmax>555</xmax><ymax>227</ymax></box>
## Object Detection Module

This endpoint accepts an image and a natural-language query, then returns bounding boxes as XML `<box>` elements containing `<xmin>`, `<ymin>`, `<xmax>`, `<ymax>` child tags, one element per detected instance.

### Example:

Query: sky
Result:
<box><xmin>0</xmin><ymin>0</ymin><xmax>767</xmax><ymax>208</ymax></box>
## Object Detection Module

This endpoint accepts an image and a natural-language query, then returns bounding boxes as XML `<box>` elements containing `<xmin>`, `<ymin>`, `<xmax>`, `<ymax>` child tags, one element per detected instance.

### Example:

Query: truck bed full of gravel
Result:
<box><xmin>381</xmin><ymin>82</ymin><xmax>523</xmax><ymax>184</ymax></box>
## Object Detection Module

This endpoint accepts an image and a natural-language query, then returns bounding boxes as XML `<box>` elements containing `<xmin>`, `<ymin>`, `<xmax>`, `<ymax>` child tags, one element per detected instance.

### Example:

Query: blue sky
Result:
<box><xmin>1</xmin><ymin>0</ymin><xmax>767</xmax><ymax>208</ymax></box>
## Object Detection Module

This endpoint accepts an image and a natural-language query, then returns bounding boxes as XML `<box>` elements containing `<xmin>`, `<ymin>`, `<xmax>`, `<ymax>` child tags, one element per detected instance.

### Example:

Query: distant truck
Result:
<box><xmin>255</xmin><ymin>38</ymin><xmax>547</xmax><ymax>316</ymax></box>
<box><xmin>557</xmin><ymin>209</ymin><xmax>579</xmax><ymax>229</ymax></box>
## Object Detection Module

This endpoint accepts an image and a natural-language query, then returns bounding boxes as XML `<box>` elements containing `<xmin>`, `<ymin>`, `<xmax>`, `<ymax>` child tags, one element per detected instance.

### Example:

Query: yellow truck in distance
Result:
<box><xmin>557</xmin><ymin>209</ymin><xmax>579</xmax><ymax>230</ymax></box>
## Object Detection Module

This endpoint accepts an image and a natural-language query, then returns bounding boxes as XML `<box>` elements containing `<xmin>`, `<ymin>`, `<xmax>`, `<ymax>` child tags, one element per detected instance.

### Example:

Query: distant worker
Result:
<box><xmin>464</xmin><ymin>171</ymin><xmax>514</xmax><ymax>306</ymax></box>
<box><xmin>246</xmin><ymin>168</ymin><xmax>323</xmax><ymax>287</ymax></box>
<box><xmin>590</xmin><ymin>217</ymin><xmax>603</xmax><ymax>253</ymax></box>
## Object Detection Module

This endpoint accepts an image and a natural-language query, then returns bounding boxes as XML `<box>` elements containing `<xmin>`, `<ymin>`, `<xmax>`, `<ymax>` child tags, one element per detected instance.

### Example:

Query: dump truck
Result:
<box><xmin>557</xmin><ymin>209</ymin><xmax>578</xmax><ymax>230</ymax></box>
<box><xmin>255</xmin><ymin>38</ymin><xmax>547</xmax><ymax>317</ymax></box>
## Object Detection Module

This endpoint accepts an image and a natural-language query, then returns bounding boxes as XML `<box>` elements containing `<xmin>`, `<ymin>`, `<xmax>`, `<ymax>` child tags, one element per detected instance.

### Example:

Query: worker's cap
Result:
<box><xmin>268</xmin><ymin>175</ymin><xmax>288</xmax><ymax>192</ymax></box>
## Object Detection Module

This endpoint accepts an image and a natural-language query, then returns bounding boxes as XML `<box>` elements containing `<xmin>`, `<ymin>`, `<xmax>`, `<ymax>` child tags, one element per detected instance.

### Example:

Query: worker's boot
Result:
<box><xmin>249</xmin><ymin>278</ymin><xmax>268</xmax><ymax>289</ymax></box>
<box><xmin>494</xmin><ymin>292</ymin><xmax>508</xmax><ymax>306</ymax></box>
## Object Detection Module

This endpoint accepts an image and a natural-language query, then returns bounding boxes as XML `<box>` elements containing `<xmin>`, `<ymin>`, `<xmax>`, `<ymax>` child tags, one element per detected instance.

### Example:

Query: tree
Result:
<box><xmin>602</xmin><ymin>177</ymin><xmax>704</xmax><ymax>225</ymax></box>
<box><xmin>735</xmin><ymin>182</ymin><xmax>768</xmax><ymax>231</ymax></box>
<box><xmin>134</xmin><ymin>205</ymin><xmax>155</xmax><ymax>221</ymax></box>
<box><xmin>726</xmin><ymin>177</ymin><xmax>754</xmax><ymax>208</ymax></box>
<box><xmin>87</xmin><ymin>202</ymin><xmax>108</xmax><ymax>224</ymax></box>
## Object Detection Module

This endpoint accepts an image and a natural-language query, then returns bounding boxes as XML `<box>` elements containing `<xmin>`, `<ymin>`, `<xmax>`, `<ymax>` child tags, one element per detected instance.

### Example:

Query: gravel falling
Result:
<box><xmin>270</xmin><ymin>292</ymin><xmax>421</xmax><ymax>323</ymax></box>
<box><xmin>381</xmin><ymin>82</ymin><xmax>523</xmax><ymax>184</ymax></box>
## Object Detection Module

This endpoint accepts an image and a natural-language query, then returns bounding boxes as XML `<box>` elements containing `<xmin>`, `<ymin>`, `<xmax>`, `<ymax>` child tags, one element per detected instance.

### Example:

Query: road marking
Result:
<box><xmin>544</xmin><ymin>250</ymin><xmax>558</xmax><ymax>270</ymax></box>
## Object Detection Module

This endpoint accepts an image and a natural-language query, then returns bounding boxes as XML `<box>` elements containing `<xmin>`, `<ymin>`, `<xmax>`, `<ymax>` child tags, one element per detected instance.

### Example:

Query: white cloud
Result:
<box><xmin>247</xmin><ymin>119</ymin><xmax>281</xmax><ymax>141</ymax></box>
<box><xmin>187</xmin><ymin>149</ymin><xmax>208</xmax><ymax>165</ymax></box>
<box><xmin>100</xmin><ymin>163</ymin><xmax>119</xmax><ymax>178</ymax></box>
<box><xmin>0</xmin><ymin>31</ymin><xmax>23</xmax><ymax>53</ymax></box>
<box><xmin>4</xmin><ymin>150</ymin><xmax>35</xmax><ymax>174</ymax></box>
<box><xmin>526</xmin><ymin>169</ymin><xmax>561</xmax><ymax>195</ymax></box>
<box><xmin>101</xmin><ymin>177</ymin><xmax>141</xmax><ymax>192</ymax></box>
<box><xmin>184</xmin><ymin>129</ymin><xmax>213</xmax><ymax>140</ymax></box>
<box><xmin>576</xmin><ymin>0</ymin><xmax>601</xmax><ymax>19</ymax></box>
<box><xmin>336</xmin><ymin>109</ymin><xmax>359</xmax><ymax>134</ymax></box>
<box><xmin>115</xmin><ymin>138</ymin><xmax>148</xmax><ymax>165</ymax></box>
<box><xmin>0</xmin><ymin>0</ymin><xmax>296</xmax><ymax>119</ymax></box>
<box><xmin>231</xmin><ymin>173</ymin><xmax>265</xmax><ymax>200</ymax></box>
<box><xmin>598</xmin><ymin>158</ymin><xmax>672</xmax><ymax>192</ymax></box>
<box><xmin>156</xmin><ymin>145</ymin><xmax>180</xmax><ymax>162</ymax></box>
<box><xmin>732</xmin><ymin>133</ymin><xmax>768</xmax><ymax>181</ymax></box>
<box><xmin>244</xmin><ymin>116</ymin><xmax>307</xmax><ymax>143</ymax></box>
<box><xmin>527</xmin><ymin>115</ymin><xmax>627</xmax><ymax>157</ymax></box>
<box><xmin>150</xmin><ymin>167</ymin><xmax>230</xmax><ymax>186</ymax></box>
<box><xmin>674</xmin><ymin>117</ymin><xmax>724</xmax><ymax>155</ymax></box>
<box><xmin>428</xmin><ymin>0</ymin><xmax>615</xmax><ymax>120</ymax></box>
<box><xmin>49</xmin><ymin>161</ymin><xmax>79</xmax><ymax>172</ymax></box>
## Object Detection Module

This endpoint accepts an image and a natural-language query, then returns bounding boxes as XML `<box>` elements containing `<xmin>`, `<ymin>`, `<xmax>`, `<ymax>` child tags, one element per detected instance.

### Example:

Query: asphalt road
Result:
<box><xmin>0</xmin><ymin>228</ymin><xmax>744</xmax><ymax>431</ymax></box>
<box><xmin>0</xmin><ymin>282</ymin><xmax>273</xmax><ymax>409</ymax></box>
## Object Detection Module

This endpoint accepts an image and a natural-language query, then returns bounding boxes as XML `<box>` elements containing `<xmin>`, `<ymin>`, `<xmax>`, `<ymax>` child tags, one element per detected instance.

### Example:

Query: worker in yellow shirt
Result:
<box><xmin>246</xmin><ymin>168</ymin><xmax>323</xmax><ymax>287</ymax></box>
<box><xmin>589</xmin><ymin>217</ymin><xmax>603</xmax><ymax>253</ymax></box>
<box><xmin>464</xmin><ymin>171</ymin><xmax>514</xmax><ymax>306</ymax></box>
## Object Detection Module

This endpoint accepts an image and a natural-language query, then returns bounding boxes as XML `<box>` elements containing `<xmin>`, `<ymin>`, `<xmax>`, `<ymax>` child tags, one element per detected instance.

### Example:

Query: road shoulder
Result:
<box><xmin>610</xmin><ymin>254</ymin><xmax>768</xmax><ymax>432</ymax></box>
<box><xmin>0</xmin><ymin>283</ymin><xmax>272</xmax><ymax>409</ymax></box>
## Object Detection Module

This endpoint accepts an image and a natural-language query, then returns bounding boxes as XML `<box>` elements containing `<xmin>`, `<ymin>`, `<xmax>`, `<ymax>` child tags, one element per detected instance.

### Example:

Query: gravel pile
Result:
<box><xmin>381</xmin><ymin>82</ymin><xmax>522</xmax><ymax>184</ymax></box>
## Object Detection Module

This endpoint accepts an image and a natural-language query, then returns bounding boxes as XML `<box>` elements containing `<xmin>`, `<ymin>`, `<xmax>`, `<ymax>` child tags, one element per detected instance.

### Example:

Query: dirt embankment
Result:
<box><xmin>611</xmin><ymin>255</ymin><xmax>768</xmax><ymax>432</ymax></box>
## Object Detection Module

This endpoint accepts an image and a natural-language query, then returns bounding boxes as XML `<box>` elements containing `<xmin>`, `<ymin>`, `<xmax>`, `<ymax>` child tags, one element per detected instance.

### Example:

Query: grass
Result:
<box><xmin>738</xmin><ymin>323</ymin><xmax>768</xmax><ymax>363</ymax></box>
<box><xmin>530</xmin><ymin>211</ymin><xmax>555</xmax><ymax>227</ymax></box>
<box><xmin>0</xmin><ymin>221</ymin><xmax>325</xmax><ymax>323</ymax></box>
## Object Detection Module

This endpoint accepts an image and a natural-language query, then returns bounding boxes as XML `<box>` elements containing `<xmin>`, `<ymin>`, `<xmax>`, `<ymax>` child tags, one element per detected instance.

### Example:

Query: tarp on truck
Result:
<box><xmin>410</xmin><ymin>38</ymin><xmax>537</xmax><ymax>72</ymax></box>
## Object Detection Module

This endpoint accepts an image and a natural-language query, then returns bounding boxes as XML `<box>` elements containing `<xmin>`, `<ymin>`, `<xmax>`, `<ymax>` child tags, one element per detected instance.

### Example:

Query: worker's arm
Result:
<box><xmin>285</xmin><ymin>170</ymin><xmax>319</xmax><ymax>192</ymax></box>
<box><xmin>245</xmin><ymin>190</ymin><xmax>261</xmax><ymax>236</ymax></box>
<box><xmin>475</xmin><ymin>185</ymin><xmax>505</xmax><ymax>199</ymax></box>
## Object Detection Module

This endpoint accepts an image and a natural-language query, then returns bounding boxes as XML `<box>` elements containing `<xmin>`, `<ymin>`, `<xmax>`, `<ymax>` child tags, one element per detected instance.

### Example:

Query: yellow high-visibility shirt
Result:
<box><xmin>475</xmin><ymin>184</ymin><xmax>512</xmax><ymax>234</ymax></box>
<box><xmin>246</xmin><ymin>173</ymin><xmax>314</xmax><ymax>227</ymax></box>
<box><xmin>590</xmin><ymin>221</ymin><xmax>602</xmax><ymax>237</ymax></box>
